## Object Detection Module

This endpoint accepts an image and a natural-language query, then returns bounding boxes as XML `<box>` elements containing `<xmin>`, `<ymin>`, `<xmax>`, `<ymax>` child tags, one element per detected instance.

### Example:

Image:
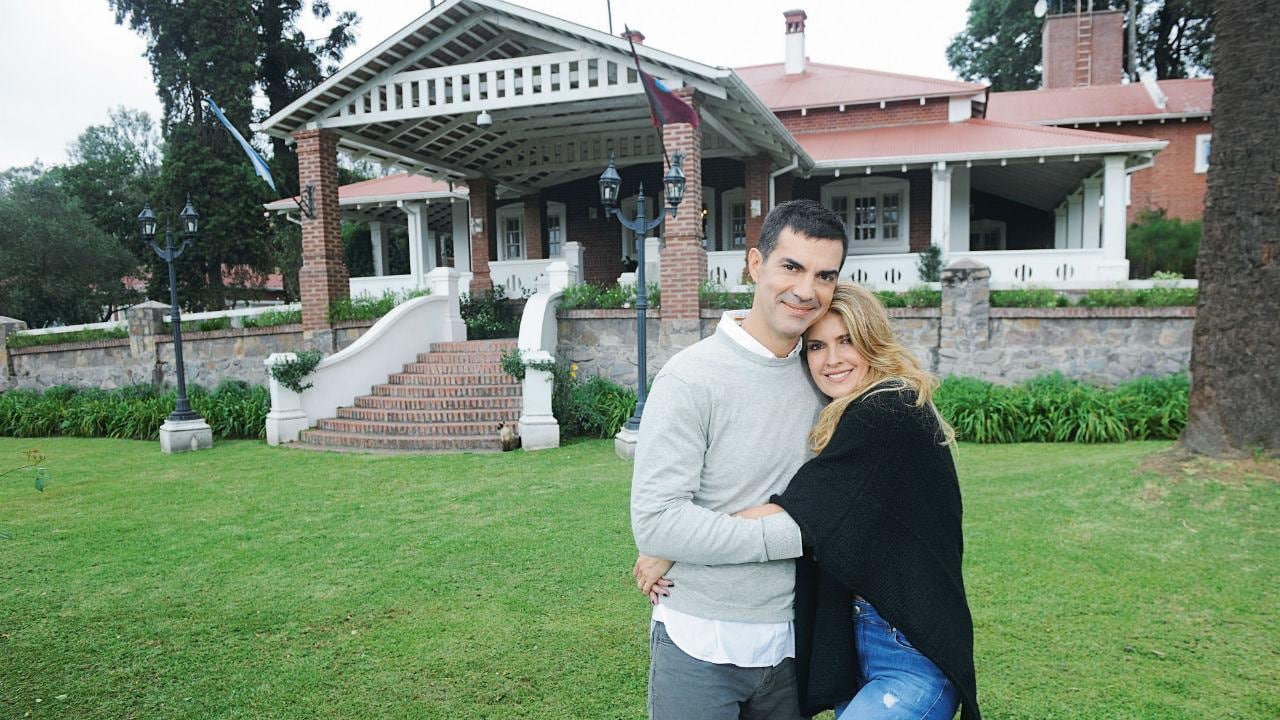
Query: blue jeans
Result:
<box><xmin>834</xmin><ymin>599</ymin><xmax>960</xmax><ymax>720</ymax></box>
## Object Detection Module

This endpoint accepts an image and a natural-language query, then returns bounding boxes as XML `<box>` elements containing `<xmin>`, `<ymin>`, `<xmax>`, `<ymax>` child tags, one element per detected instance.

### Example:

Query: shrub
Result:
<box><xmin>990</xmin><ymin>289</ymin><xmax>1070</xmax><ymax>308</ymax></box>
<box><xmin>873</xmin><ymin>287</ymin><xmax>942</xmax><ymax>309</ymax></box>
<box><xmin>700</xmin><ymin>281</ymin><xmax>753</xmax><ymax>310</ymax></box>
<box><xmin>5</xmin><ymin>327</ymin><xmax>129</xmax><ymax>349</ymax></box>
<box><xmin>935</xmin><ymin>372</ymin><xmax>1188</xmax><ymax>444</ymax></box>
<box><xmin>0</xmin><ymin>383</ymin><xmax>269</xmax><ymax>440</ymax></box>
<box><xmin>164</xmin><ymin>317</ymin><xmax>231</xmax><ymax>333</ymax></box>
<box><xmin>461</xmin><ymin>285</ymin><xmax>520</xmax><ymax>339</ymax></box>
<box><xmin>917</xmin><ymin>245</ymin><xmax>943</xmax><ymax>282</ymax></box>
<box><xmin>242</xmin><ymin>308</ymin><xmax>302</xmax><ymax>328</ymax></box>
<box><xmin>268</xmin><ymin>350</ymin><xmax>324</xmax><ymax>393</ymax></box>
<box><xmin>328</xmin><ymin>289</ymin><xmax>431</xmax><ymax>323</ymax></box>
<box><xmin>566</xmin><ymin>375</ymin><xmax>637</xmax><ymax>439</ymax></box>
<box><xmin>1077</xmin><ymin>288</ymin><xmax>1197</xmax><ymax>307</ymax></box>
<box><xmin>1127</xmin><ymin>208</ymin><xmax>1200</xmax><ymax>279</ymax></box>
<box><xmin>558</xmin><ymin>282</ymin><xmax>660</xmax><ymax>310</ymax></box>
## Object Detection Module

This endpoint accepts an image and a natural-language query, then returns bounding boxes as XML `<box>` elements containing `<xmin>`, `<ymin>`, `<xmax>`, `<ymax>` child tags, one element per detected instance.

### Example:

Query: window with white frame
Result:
<box><xmin>547</xmin><ymin>202</ymin><xmax>566</xmax><ymax>257</ymax></box>
<box><xmin>495</xmin><ymin>204</ymin><xmax>523</xmax><ymax>260</ymax></box>
<box><xmin>821</xmin><ymin>177</ymin><xmax>910</xmax><ymax>253</ymax></box>
<box><xmin>969</xmin><ymin>219</ymin><xmax>1007</xmax><ymax>251</ymax></box>
<box><xmin>721</xmin><ymin>188</ymin><xmax>747</xmax><ymax>250</ymax></box>
<box><xmin>1194</xmin><ymin>133</ymin><xmax>1211</xmax><ymax>174</ymax></box>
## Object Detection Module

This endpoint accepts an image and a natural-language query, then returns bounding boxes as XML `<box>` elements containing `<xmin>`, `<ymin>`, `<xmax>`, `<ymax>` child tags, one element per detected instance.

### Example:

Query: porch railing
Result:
<box><xmin>490</xmin><ymin>259</ymin><xmax>552</xmax><ymax>297</ymax></box>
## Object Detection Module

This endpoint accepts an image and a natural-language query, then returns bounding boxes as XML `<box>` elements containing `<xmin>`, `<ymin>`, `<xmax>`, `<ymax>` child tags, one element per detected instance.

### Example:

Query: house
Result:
<box><xmin>256</xmin><ymin>0</ymin><xmax>1202</xmax><ymax>338</ymax></box>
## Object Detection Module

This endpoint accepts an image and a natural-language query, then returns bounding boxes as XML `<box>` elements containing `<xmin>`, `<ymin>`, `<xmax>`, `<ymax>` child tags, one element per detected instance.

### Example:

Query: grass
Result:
<box><xmin>0</xmin><ymin>438</ymin><xmax>1276</xmax><ymax>719</ymax></box>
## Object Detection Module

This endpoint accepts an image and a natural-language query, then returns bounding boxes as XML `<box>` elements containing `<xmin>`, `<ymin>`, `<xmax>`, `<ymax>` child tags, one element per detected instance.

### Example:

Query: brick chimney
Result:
<box><xmin>621</xmin><ymin>28</ymin><xmax>645</xmax><ymax>45</ymax></box>
<box><xmin>1042</xmin><ymin>7</ymin><xmax>1125</xmax><ymax>88</ymax></box>
<box><xmin>784</xmin><ymin>9</ymin><xmax>806</xmax><ymax>75</ymax></box>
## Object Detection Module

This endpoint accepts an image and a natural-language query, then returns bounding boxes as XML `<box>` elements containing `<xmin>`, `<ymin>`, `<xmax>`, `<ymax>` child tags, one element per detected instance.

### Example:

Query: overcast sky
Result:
<box><xmin>0</xmin><ymin>0</ymin><xmax>973</xmax><ymax>170</ymax></box>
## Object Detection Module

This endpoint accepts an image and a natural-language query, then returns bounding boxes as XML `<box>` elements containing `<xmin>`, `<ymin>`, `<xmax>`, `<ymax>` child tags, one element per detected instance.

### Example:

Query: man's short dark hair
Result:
<box><xmin>757</xmin><ymin>199</ymin><xmax>848</xmax><ymax>262</ymax></box>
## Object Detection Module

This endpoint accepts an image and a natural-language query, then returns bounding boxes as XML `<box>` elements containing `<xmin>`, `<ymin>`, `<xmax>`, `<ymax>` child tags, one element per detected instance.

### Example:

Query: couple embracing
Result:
<box><xmin>630</xmin><ymin>200</ymin><xmax>980</xmax><ymax>720</ymax></box>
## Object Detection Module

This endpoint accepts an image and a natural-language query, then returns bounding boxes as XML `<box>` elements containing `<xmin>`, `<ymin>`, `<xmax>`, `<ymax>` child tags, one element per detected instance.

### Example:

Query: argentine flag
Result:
<box><xmin>204</xmin><ymin>97</ymin><xmax>277</xmax><ymax>193</ymax></box>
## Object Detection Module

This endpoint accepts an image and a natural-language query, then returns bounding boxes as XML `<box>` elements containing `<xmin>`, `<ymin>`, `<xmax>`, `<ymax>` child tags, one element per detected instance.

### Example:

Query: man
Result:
<box><xmin>630</xmin><ymin>199</ymin><xmax>848</xmax><ymax>719</ymax></box>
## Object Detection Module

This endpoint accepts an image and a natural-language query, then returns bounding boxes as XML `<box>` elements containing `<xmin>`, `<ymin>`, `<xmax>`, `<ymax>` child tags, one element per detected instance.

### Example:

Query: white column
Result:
<box><xmin>451</xmin><ymin>199</ymin><xmax>471</xmax><ymax>273</ymax></box>
<box><xmin>1067</xmin><ymin>192</ymin><xmax>1084</xmax><ymax>249</ymax></box>
<box><xmin>369</xmin><ymin>221</ymin><xmax>387</xmax><ymax>277</ymax></box>
<box><xmin>1099</xmin><ymin>154</ymin><xmax>1131</xmax><ymax>280</ymax></box>
<box><xmin>562</xmin><ymin>241</ymin><xmax>584</xmax><ymax>285</ymax></box>
<box><xmin>426</xmin><ymin>266</ymin><xmax>465</xmax><ymax>341</ymax></box>
<box><xmin>1081</xmin><ymin>177</ymin><xmax>1103</xmax><ymax>250</ymax></box>
<box><xmin>644</xmin><ymin>236</ymin><xmax>662</xmax><ymax>285</ymax></box>
<box><xmin>402</xmin><ymin>201</ymin><xmax>423</xmax><ymax>286</ymax></box>
<box><xmin>1054</xmin><ymin>205</ymin><xmax>1067</xmax><ymax>249</ymax></box>
<box><xmin>930</xmin><ymin>162</ymin><xmax>953</xmax><ymax>250</ymax></box>
<box><xmin>424</xmin><ymin>227</ymin><xmax>439</xmax><ymax>271</ymax></box>
<box><xmin>949</xmin><ymin>165</ymin><xmax>970</xmax><ymax>252</ymax></box>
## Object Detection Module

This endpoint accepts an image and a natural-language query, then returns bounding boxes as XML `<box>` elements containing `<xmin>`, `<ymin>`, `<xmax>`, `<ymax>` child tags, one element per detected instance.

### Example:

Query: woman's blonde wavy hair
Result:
<box><xmin>807</xmin><ymin>281</ymin><xmax>955</xmax><ymax>453</ymax></box>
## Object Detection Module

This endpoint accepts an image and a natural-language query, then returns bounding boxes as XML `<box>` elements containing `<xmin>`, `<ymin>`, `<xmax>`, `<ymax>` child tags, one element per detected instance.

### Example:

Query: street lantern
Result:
<box><xmin>140</xmin><ymin>196</ymin><xmax>212</xmax><ymax>453</ymax></box>
<box><xmin>598</xmin><ymin>153</ymin><xmax>622</xmax><ymax>209</ymax></box>
<box><xmin>180</xmin><ymin>194</ymin><xmax>200</xmax><ymax>236</ymax></box>
<box><xmin>137</xmin><ymin>203</ymin><xmax>157</xmax><ymax>239</ymax></box>
<box><xmin>599</xmin><ymin>151</ymin><xmax>686</xmax><ymax>436</ymax></box>
<box><xmin>663</xmin><ymin>151</ymin><xmax>687</xmax><ymax>209</ymax></box>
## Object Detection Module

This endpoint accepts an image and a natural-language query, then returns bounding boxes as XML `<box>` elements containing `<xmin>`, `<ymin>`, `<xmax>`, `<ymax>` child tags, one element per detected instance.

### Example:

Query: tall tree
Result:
<box><xmin>1180</xmin><ymin>0</ymin><xmax>1279</xmax><ymax>457</ymax></box>
<box><xmin>109</xmin><ymin>0</ymin><xmax>358</xmax><ymax>310</ymax></box>
<box><xmin>60</xmin><ymin>108</ymin><xmax>162</xmax><ymax>263</ymax></box>
<box><xmin>948</xmin><ymin>0</ymin><xmax>1214</xmax><ymax>90</ymax></box>
<box><xmin>0</xmin><ymin>168</ymin><xmax>140</xmax><ymax>326</ymax></box>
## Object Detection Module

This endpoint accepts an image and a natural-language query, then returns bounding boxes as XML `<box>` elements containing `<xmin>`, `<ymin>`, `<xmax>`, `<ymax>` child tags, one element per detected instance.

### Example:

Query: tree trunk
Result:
<box><xmin>1180</xmin><ymin>0</ymin><xmax>1280</xmax><ymax>457</ymax></box>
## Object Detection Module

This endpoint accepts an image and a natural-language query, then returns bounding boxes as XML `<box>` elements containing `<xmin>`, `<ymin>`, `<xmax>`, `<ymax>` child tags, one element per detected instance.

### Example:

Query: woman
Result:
<box><xmin>642</xmin><ymin>282</ymin><xmax>979</xmax><ymax>719</ymax></box>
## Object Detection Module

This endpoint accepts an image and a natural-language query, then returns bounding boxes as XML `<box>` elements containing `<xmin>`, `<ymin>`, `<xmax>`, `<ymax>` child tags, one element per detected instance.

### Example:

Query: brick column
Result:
<box><xmin>522</xmin><ymin>194</ymin><xmax>546</xmax><ymax>260</ymax></box>
<box><xmin>293</xmin><ymin>128</ymin><xmax>348</xmax><ymax>350</ymax></box>
<box><xmin>744</xmin><ymin>155</ymin><xmax>771</xmax><ymax>255</ymax></box>
<box><xmin>468</xmin><ymin>178</ymin><xmax>497</xmax><ymax>293</ymax></box>
<box><xmin>659</xmin><ymin>88</ymin><xmax>705</xmax><ymax>343</ymax></box>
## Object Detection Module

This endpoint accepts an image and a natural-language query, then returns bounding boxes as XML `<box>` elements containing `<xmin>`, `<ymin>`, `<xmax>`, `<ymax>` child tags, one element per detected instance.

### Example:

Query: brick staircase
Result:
<box><xmin>299</xmin><ymin>339</ymin><xmax>521</xmax><ymax>452</ymax></box>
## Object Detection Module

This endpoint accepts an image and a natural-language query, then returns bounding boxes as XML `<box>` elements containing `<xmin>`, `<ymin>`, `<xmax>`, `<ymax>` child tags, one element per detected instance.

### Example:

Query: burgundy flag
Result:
<box><xmin>638</xmin><ymin>69</ymin><xmax>699</xmax><ymax>129</ymax></box>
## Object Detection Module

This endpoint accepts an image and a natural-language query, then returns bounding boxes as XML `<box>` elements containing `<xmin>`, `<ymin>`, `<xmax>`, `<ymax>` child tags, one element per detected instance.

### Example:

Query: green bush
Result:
<box><xmin>1077</xmin><ymin>287</ymin><xmax>1197</xmax><ymax>308</ymax></box>
<box><xmin>934</xmin><ymin>373</ymin><xmax>1188</xmax><ymax>444</ymax></box>
<box><xmin>1127</xmin><ymin>208</ymin><xmax>1200</xmax><ymax>279</ymax></box>
<box><xmin>700</xmin><ymin>282</ymin><xmax>753</xmax><ymax>310</ymax></box>
<box><xmin>558</xmin><ymin>282</ymin><xmax>660</xmax><ymax>310</ymax></box>
<box><xmin>0</xmin><ymin>383</ymin><xmax>269</xmax><ymax>440</ymax></box>
<box><xmin>242</xmin><ymin>308</ymin><xmax>302</xmax><ymax>328</ymax></box>
<box><xmin>164</xmin><ymin>317</ymin><xmax>231</xmax><ymax>333</ymax></box>
<box><xmin>564</xmin><ymin>375</ymin><xmax>637</xmax><ymax>439</ymax></box>
<box><xmin>329</xmin><ymin>289</ymin><xmax>431</xmax><ymax>323</ymax></box>
<box><xmin>917</xmin><ymin>245</ymin><xmax>943</xmax><ymax>282</ymax></box>
<box><xmin>991</xmin><ymin>289</ymin><xmax>1071</xmax><ymax>308</ymax></box>
<box><xmin>461</xmin><ymin>286</ymin><xmax>519</xmax><ymax>339</ymax></box>
<box><xmin>5</xmin><ymin>327</ymin><xmax>129</xmax><ymax>349</ymax></box>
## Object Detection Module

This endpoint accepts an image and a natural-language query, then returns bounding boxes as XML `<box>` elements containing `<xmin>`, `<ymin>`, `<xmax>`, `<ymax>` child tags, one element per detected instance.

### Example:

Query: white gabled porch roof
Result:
<box><xmin>254</xmin><ymin>0</ymin><xmax>810</xmax><ymax>192</ymax></box>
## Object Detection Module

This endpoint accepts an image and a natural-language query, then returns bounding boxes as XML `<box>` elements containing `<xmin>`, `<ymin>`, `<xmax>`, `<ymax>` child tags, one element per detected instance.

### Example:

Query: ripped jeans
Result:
<box><xmin>834</xmin><ymin>599</ymin><xmax>960</xmax><ymax>720</ymax></box>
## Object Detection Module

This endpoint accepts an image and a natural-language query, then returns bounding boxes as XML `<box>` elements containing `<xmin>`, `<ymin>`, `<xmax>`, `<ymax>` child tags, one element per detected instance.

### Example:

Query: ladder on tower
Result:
<box><xmin>1075</xmin><ymin>1</ymin><xmax>1094</xmax><ymax>86</ymax></box>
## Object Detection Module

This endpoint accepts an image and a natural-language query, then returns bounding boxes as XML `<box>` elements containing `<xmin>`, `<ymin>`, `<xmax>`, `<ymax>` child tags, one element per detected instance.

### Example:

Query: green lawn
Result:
<box><xmin>0</xmin><ymin>438</ymin><xmax>1276</xmax><ymax>719</ymax></box>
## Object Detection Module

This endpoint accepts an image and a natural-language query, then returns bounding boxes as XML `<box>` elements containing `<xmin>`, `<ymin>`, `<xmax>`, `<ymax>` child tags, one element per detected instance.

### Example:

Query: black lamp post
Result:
<box><xmin>598</xmin><ymin>151</ymin><xmax>687</xmax><ymax>431</ymax></box>
<box><xmin>139</xmin><ymin>196</ymin><xmax>203</xmax><ymax>423</ymax></box>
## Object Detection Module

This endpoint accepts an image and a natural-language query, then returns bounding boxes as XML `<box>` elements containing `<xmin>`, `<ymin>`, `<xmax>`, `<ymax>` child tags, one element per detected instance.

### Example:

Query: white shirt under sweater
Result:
<box><xmin>651</xmin><ymin>311</ymin><xmax>803</xmax><ymax>668</ymax></box>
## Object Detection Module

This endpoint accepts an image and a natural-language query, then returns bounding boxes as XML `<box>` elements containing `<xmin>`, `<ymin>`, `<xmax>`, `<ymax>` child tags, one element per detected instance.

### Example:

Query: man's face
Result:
<box><xmin>746</xmin><ymin>228</ymin><xmax>845</xmax><ymax>344</ymax></box>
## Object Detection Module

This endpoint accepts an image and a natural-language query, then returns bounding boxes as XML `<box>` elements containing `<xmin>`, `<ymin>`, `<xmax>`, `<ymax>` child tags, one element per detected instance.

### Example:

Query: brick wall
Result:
<box><xmin>777</xmin><ymin>97</ymin><xmax>949</xmax><ymax>134</ymax></box>
<box><xmin>1043</xmin><ymin>10</ymin><xmax>1125</xmax><ymax>89</ymax></box>
<box><xmin>1085</xmin><ymin>119</ymin><xmax>1210</xmax><ymax>222</ymax></box>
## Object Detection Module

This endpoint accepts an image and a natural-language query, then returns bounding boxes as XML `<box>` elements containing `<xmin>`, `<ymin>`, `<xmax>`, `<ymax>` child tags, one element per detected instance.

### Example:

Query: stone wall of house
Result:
<box><xmin>556</xmin><ymin>265</ymin><xmax>1193</xmax><ymax>388</ymax></box>
<box><xmin>3</xmin><ymin>305</ymin><xmax>375</xmax><ymax>392</ymax></box>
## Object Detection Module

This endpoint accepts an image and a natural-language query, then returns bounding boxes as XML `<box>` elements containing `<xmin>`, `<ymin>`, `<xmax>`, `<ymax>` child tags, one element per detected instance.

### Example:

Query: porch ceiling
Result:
<box><xmin>255</xmin><ymin>0</ymin><xmax>809</xmax><ymax>193</ymax></box>
<box><xmin>970</xmin><ymin>159</ymin><xmax>1103</xmax><ymax>211</ymax></box>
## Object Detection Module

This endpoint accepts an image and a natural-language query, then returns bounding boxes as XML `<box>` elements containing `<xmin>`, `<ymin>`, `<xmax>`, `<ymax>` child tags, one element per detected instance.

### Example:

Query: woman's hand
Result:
<box><xmin>632</xmin><ymin>554</ymin><xmax>675</xmax><ymax>605</ymax></box>
<box><xmin>733</xmin><ymin>502</ymin><xmax>784</xmax><ymax>519</ymax></box>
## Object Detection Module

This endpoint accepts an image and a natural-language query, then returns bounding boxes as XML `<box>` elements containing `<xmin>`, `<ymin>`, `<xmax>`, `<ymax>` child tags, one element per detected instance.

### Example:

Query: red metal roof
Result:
<box><xmin>987</xmin><ymin>78</ymin><xmax>1213</xmax><ymax>124</ymax></box>
<box><xmin>795</xmin><ymin>119</ymin><xmax>1166</xmax><ymax>164</ymax></box>
<box><xmin>734</xmin><ymin>61</ymin><xmax>985</xmax><ymax>111</ymax></box>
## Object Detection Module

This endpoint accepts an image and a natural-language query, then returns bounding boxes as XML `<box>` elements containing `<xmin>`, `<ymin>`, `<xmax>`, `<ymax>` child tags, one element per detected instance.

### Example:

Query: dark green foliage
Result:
<box><xmin>555</xmin><ymin>372</ymin><xmax>637</xmax><ymax>440</ymax></box>
<box><xmin>935</xmin><ymin>373</ymin><xmax>1189</xmax><ymax>443</ymax></box>
<box><xmin>699</xmin><ymin>282</ymin><xmax>754</xmax><ymax>310</ymax></box>
<box><xmin>164</xmin><ymin>317</ymin><xmax>232</xmax><ymax>333</ymax></box>
<box><xmin>917</xmin><ymin>245</ymin><xmax>943</xmax><ymax>282</ymax></box>
<box><xmin>558</xmin><ymin>282</ymin><xmax>661</xmax><ymax>310</ymax></box>
<box><xmin>0</xmin><ymin>168</ymin><xmax>141</xmax><ymax>326</ymax></box>
<box><xmin>1077</xmin><ymin>287</ymin><xmax>1198</xmax><ymax>307</ymax></box>
<box><xmin>268</xmin><ymin>351</ymin><xmax>324</xmax><ymax>393</ymax></box>
<box><xmin>0</xmin><ymin>383</ymin><xmax>269</xmax><ymax>440</ymax></box>
<box><xmin>327</xmin><ymin>289</ymin><xmax>430</xmax><ymax>323</ymax></box>
<box><xmin>1127</xmin><ymin>208</ymin><xmax>1201</xmax><ymax>279</ymax></box>
<box><xmin>241</xmin><ymin>308</ymin><xmax>302</xmax><ymax>328</ymax></box>
<box><xmin>5</xmin><ymin>327</ymin><xmax>130</xmax><ymax>350</ymax></box>
<box><xmin>874</xmin><ymin>287</ymin><xmax>942</xmax><ymax>309</ymax></box>
<box><xmin>990</xmin><ymin>289</ymin><xmax>1071</xmax><ymax>308</ymax></box>
<box><xmin>460</xmin><ymin>286</ymin><xmax>520</xmax><ymax>339</ymax></box>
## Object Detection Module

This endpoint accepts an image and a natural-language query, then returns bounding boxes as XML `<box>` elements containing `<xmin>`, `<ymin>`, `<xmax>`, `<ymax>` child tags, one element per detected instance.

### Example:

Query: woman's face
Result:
<box><xmin>805</xmin><ymin>311</ymin><xmax>870</xmax><ymax>399</ymax></box>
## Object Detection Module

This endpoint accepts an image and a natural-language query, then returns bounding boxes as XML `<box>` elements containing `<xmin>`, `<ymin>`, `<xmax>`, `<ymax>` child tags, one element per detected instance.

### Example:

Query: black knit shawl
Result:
<box><xmin>772</xmin><ymin>386</ymin><xmax>980</xmax><ymax>720</ymax></box>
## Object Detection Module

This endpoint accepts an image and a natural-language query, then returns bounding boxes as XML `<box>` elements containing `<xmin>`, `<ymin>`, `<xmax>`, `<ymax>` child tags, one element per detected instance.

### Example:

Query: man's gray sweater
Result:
<box><xmin>631</xmin><ymin>322</ymin><xmax>822</xmax><ymax>623</ymax></box>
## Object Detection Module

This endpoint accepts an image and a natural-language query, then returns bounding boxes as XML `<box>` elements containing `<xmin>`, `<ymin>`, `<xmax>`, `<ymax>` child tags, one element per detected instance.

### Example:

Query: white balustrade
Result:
<box><xmin>706</xmin><ymin>250</ymin><xmax>746</xmax><ymax>288</ymax></box>
<box><xmin>841</xmin><ymin>253</ymin><xmax>923</xmax><ymax>290</ymax></box>
<box><xmin>17</xmin><ymin>320</ymin><xmax>126</xmax><ymax>336</ymax></box>
<box><xmin>950</xmin><ymin>249</ymin><xmax>1110</xmax><ymax>288</ymax></box>
<box><xmin>490</xmin><ymin>259</ymin><xmax>552</xmax><ymax>297</ymax></box>
<box><xmin>349</xmin><ymin>274</ymin><xmax>421</xmax><ymax>299</ymax></box>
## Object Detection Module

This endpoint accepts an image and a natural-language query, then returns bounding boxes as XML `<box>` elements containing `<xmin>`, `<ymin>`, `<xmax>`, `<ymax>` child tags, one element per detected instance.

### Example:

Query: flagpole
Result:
<box><xmin>624</xmin><ymin>27</ymin><xmax>671</xmax><ymax>173</ymax></box>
